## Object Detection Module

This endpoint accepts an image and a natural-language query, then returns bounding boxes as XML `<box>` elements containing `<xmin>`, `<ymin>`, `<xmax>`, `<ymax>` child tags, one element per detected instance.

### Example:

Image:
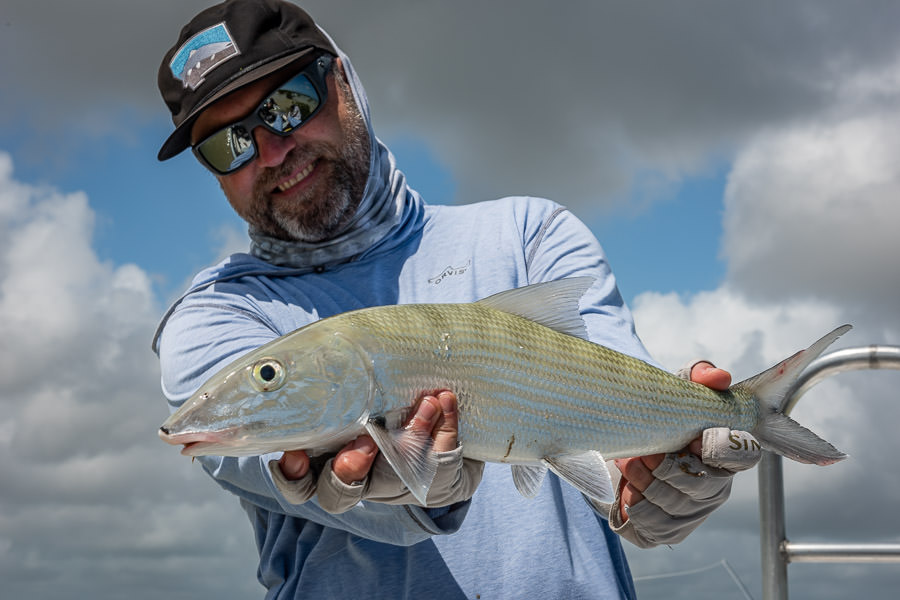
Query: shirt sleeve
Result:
<box><xmin>522</xmin><ymin>202</ymin><xmax>660</xmax><ymax>368</ymax></box>
<box><xmin>156</xmin><ymin>292</ymin><xmax>469</xmax><ymax>546</ymax></box>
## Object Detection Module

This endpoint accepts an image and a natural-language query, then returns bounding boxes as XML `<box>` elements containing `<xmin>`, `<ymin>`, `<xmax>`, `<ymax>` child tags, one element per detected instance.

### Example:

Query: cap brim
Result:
<box><xmin>157</xmin><ymin>48</ymin><xmax>320</xmax><ymax>161</ymax></box>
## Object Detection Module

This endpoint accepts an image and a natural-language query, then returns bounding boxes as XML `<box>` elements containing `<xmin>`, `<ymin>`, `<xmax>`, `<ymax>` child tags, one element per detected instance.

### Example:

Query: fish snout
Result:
<box><xmin>158</xmin><ymin>425</ymin><xmax>180</xmax><ymax>445</ymax></box>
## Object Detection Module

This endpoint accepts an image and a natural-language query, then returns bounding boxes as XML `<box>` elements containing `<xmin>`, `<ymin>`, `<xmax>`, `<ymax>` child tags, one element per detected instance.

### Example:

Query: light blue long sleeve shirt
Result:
<box><xmin>155</xmin><ymin>194</ymin><xmax>653</xmax><ymax>599</ymax></box>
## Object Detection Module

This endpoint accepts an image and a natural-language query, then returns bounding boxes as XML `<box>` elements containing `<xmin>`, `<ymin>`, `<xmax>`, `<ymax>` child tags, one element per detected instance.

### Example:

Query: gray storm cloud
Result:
<box><xmin>5</xmin><ymin>1</ymin><xmax>900</xmax><ymax>209</ymax></box>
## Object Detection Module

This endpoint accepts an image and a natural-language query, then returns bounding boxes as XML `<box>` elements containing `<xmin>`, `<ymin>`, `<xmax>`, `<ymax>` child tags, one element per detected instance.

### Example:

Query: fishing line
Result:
<box><xmin>633</xmin><ymin>558</ymin><xmax>754</xmax><ymax>600</ymax></box>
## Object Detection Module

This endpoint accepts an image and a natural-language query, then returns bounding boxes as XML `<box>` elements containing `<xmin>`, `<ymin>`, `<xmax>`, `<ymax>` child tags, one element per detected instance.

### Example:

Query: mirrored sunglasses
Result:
<box><xmin>193</xmin><ymin>54</ymin><xmax>334</xmax><ymax>175</ymax></box>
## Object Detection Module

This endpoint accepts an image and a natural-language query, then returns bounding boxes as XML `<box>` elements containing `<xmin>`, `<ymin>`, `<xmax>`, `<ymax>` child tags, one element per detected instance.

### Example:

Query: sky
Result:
<box><xmin>2</xmin><ymin>1</ymin><xmax>900</xmax><ymax>598</ymax></box>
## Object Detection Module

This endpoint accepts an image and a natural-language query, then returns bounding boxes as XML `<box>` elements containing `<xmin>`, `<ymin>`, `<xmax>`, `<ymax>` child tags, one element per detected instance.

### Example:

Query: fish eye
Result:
<box><xmin>251</xmin><ymin>359</ymin><xmax>286</xmax><ymax>391</ymax></box>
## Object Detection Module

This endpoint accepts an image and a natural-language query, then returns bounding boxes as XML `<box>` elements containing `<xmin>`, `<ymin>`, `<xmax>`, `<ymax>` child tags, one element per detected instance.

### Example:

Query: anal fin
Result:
<box><xmin>542</xmin><ymin>451</ymin><xmax>614</xmax><ymax>503</ymax></box>
<box><xmin>511</xmin><ymin>464</ymin><xmax>548</xmax><ymax>498</ymax></box>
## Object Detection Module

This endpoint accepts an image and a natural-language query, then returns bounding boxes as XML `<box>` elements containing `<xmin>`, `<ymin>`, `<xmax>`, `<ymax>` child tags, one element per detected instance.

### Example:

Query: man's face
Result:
<box><xmin>191</xmin><ymin>58</ymin><xmax>371</xmax><ymax>242</ymax></box>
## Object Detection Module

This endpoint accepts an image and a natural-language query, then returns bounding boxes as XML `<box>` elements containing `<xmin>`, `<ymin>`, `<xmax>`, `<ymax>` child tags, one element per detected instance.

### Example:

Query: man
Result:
<box><xmin>153</xmin><ymin>1</ymin><xmax>759</xmax><ymax>598</ymax></box>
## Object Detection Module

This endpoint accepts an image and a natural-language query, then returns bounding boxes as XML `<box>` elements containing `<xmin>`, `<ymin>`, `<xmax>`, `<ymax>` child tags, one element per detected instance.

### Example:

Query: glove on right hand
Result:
<box><xmin>606</xmin><ymin>428</ymin><xmax>761</xmax><ymax>548</ymax></box>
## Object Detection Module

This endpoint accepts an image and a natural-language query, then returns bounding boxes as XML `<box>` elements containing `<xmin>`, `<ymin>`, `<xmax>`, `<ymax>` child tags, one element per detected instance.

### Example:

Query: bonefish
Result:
<box><xmin>159</xmin><ymin>277</ymin><xmax>847</xmax><ymax>505</ymax></box>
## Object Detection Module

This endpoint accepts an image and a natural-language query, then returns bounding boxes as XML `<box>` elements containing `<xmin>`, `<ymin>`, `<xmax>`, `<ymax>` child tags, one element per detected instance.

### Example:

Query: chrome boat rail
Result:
<box><xmin>758</xmin><ymin>345</ymin><xmax>900</xmax><ymax>600</ymax></box>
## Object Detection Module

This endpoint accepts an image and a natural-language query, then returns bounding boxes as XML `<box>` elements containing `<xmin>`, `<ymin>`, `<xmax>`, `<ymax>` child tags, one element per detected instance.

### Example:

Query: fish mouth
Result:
<box><xmin>158</xmin><ymin>427</ymin><xmax>238</xmax><ymax>456</ymax></box>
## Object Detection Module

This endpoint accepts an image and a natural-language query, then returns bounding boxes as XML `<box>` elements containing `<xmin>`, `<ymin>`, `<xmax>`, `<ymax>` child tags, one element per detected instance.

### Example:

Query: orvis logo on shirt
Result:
<box><xmin>428</xmin><ymin>260</ymin><xmax>471</xmax><ymax>285</ymax></box>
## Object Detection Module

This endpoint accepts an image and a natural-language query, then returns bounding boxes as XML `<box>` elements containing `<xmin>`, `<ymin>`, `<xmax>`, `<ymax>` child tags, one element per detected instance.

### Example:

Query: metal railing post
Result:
<box><xmin>757</xmin><ymin>345</ymin><xmax>900</xmax><ymax>600</ymax></box>
<box><xmin>759</xmin><ymin>452</ymin><xmax>787</xmax><ymax>600</ymax></box>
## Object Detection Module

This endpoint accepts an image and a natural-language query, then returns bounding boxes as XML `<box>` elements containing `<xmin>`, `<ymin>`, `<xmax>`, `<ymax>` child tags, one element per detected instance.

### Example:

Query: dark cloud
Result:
<box><xmin>6</xmin><ymin>1</ymin><xmax>900</xmax><ymax>209</ymax></box>
<box><xmin>721</xmin><ymin>107</ymin><xmax>900</xmax><ymax>317</ymax></box>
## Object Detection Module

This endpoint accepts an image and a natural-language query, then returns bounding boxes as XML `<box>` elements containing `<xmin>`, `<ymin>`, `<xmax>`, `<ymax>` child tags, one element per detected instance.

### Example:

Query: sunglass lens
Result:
<box><xmin>265</xmin><ymin>76</ymin><xmax>321</xmax><ymax>133</ymax></box>
<box><xmin>198</xmin><ymin>125</ymin><xmax>256</xmax><ymax>173</ymax></box>
<box><xmin>231</xmin><ymin>125</ymin><xmax>253</xmax><ymax>154</ymax></box>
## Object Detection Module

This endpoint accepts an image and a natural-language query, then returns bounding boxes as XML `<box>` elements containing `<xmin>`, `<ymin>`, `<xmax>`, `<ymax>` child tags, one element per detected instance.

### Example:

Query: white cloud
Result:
<box><xmin>627</xmin><ymin>79</ymin><xmax>900</xmax><ymax>593</ymax></box>
<box><xmin>0</xmin><ymin>153</ymin><xmax>258</xmax><ymax>599</ymax></box>
<box><xmin>633</xmin><ymin>286</ymin><xmax>846</xmax><ymax>375</ymax></box>
<box><xmin>722</xmin><ymin>112</ymin><xmax>900</xmax><ymax>319</ymax></box>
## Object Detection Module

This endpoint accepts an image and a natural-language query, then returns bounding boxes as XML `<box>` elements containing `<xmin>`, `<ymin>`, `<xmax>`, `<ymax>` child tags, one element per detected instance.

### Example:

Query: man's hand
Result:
<box><xmin>271</xmin><ymin>390</ymin><xmax>483</xmax><ymax>513</ymax></box>
<box><xmin>615</xmin><ymin>362</ymin><xmax>731</xmax><ymax>521</ymax></box>
<box><xmin>278</xmin><ymin>390</ymin><xmax>459</xmax><ymax>484</ymax></box>
<box><xmin>608</xmin><ymin>361</ymin><xmax>761</xmax><ymax>548</ymax></box>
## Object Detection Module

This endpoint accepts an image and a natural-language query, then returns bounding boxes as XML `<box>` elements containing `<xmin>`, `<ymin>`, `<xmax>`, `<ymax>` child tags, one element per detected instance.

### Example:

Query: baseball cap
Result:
<box><xmin>157</xmin><ymin>0</ymin><xmax>336</xmax><ymax>161</ymax></box>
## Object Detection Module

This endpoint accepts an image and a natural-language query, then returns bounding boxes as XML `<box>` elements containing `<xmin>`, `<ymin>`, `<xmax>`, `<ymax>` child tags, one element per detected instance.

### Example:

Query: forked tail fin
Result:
<box><xmin>738</xmin><ymin>325</ymin><xmax>852</xmax><ymax>466</ymax></box>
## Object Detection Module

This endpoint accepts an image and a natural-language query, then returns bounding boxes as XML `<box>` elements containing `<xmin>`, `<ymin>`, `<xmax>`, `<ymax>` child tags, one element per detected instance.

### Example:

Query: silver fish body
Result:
<box><xmin>348</xmin><ymin>302</ymin><xmax>757</xmax><ymax>462</ymax></box>
<box><xmin>159</xmin><ymin>278</ymin><xmax>848</xmax><ymax>504</ymax></box>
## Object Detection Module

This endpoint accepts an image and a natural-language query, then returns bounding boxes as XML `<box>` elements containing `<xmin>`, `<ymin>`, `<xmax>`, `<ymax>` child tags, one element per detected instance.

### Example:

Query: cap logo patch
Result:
<box><xmin>169</xmin><ymin>23</ymin><xmax>240</xmax><ymax>91</ymax></box>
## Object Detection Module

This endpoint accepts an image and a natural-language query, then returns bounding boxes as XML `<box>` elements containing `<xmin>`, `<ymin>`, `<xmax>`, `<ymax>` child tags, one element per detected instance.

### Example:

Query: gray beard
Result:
<box><xmin>249</xmin><ymin>137</ymin><xmax>368</xmax><ymax>242</ymax></box>
<box><xmin>245</xmin><ymin>71</ymin><xmax>370</xmax><ymax>243</ymax></box>
<box><xmin>246</xmin><ymin>56</ymin><xmax>408</xmax><ymax>270</ymax></box>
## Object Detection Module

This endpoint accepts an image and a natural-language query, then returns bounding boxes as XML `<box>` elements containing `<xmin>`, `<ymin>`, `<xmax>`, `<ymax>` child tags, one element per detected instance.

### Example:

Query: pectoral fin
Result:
<box><xmin>511</xmin><ymin>464</ymin><xmax>548</xmax><ymax>498</ymax></box>
<box><xmin>542</xmin><ymin>451</ymin><xmax>614</xmax><ymax>503</ymax></box>
<box><xmin>365</xmin><ymin>419</ymin><xmax>438</xmax><ymax>506</ymax></box>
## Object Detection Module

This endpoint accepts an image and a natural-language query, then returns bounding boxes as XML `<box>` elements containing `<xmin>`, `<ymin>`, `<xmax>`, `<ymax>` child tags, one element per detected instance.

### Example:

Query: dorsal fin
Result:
<box><xmin>476</xmin><ymin>278</ymin><xmax>593</xmax><ymax>340</ymax></box>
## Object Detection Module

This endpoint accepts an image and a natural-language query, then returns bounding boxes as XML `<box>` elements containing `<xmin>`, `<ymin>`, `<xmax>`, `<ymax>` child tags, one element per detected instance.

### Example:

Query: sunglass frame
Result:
<box><xmin>192</xmin><ymin>54</ymin><xmax>334</xmax><ymax>175</ymax></box>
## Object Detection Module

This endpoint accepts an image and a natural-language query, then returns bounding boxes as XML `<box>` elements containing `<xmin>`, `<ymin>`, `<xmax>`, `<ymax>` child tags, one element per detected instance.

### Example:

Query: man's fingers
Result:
<box><xmin>332</xmin><ymin>435</ymin><xmax>379</xmax><ymax>485</ymax></box>
<box><xmin>620</xmin><ymin>483</ymin><xmax>645</xmax><ymax>521</ymax></box>
<box><xmin>407</xmin><ymin>394</ymin><xmax>441</xmax><ymax>433</ymax></box>
<box><xmin>432</xmin><ymin>390</ymin><xmax>459</xmax><ymax>452</ymax></box>
<box><xmin>405</xmin><ymin>390</ymin><xmax>459</xmax><ymax>452</ymax></box>
<box><xmin>279</xmin><ymin>450</ymin><xmax>310</xmax><ymax>480</ymax></box>
<box><xmin>690</xmin><ymin>361</ymin><xmax>732</xmax><ymax>391</ymax></box>
<box><xmin>688</xmin><ymin>437</ymin><xmax>703</xmax><ymax>456</ymax></box>
<box><xmin>328</xmin><ymin>390</ymin><xmax>460</xmax><ymax>487</ymax></box>
<box><xmin>616</xmin><ymin>455</ymin><xmax>662</xmax><ymax>493</ymax></box>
